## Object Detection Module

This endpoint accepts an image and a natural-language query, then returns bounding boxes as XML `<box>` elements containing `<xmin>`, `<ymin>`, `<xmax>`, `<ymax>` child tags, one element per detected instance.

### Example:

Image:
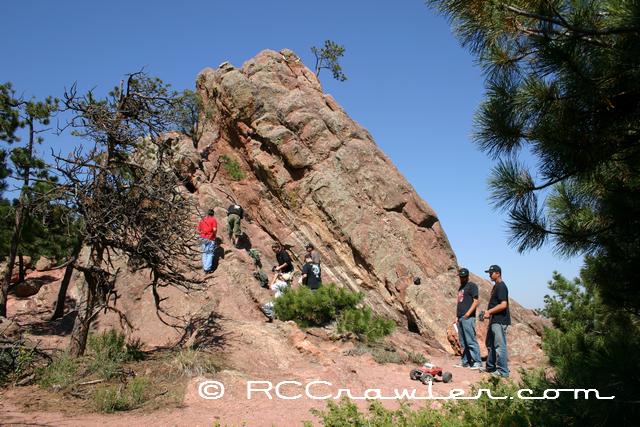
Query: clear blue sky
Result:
<box><xmin>2</xmin><ymin>0</ymin><xmax>582</xmax><ymax>308</ymax></box>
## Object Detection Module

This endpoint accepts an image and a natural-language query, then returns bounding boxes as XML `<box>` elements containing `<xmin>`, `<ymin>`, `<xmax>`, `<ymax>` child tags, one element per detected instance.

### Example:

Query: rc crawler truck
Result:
<box><xmin>410</xmin><ymin>363</ymin><xmax>453</xmax><ymax>384</ymax></box>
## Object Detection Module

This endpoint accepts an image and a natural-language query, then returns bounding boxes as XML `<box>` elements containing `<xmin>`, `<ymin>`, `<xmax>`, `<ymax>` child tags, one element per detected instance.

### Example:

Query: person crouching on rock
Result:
<box><xmin>271</xmin><ymin>243</ymin><xmax>294</xmax><ymax>284</ymax></box>
<box><xmin>261</xmin><ymin>272</ymin><xmax>290</xmax><ymax>322</ymax></box>
<box><xmin>197</xmin><ymin>209</ymin><xmax>217</xmax><ymax>274</ymax></box>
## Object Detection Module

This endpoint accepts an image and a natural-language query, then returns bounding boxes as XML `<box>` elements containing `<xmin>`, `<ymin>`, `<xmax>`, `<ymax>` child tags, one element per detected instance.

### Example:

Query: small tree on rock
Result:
<box><xmin>311</xmin><ymin>40</ymin><xmax>348</xmax><ymax>82</ymax></box>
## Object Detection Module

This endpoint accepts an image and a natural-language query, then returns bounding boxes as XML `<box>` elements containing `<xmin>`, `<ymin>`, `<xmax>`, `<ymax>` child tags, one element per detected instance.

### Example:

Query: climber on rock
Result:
<box><xmin>226</xmin><ymin>203</ymin><xmax>244</xmax><ymax>249</ymax></box>
<box><xmin>197</xmin><ymin>209</ymin><xmax>218</xmax><ymax>274</ymax></box>
<box><xmin>271</xmin><ymin>242</ymin><xmax>294</xmax><ymax>284</ymax></box>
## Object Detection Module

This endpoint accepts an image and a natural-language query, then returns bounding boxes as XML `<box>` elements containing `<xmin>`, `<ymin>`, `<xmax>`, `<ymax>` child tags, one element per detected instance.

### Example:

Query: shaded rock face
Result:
<box><xmin>178</xmin><ymin>49</ymin><xmax>546</xmax><ymax>356</ymax></box>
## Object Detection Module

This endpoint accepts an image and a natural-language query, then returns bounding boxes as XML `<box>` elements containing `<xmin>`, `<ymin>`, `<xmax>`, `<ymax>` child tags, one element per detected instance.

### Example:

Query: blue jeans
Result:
<box><xmin>201</xmin><ymin>238</ymin><xmax>216</xmax><ymax>272</ymax></box>
<box><xmin>486</xmin><ymin>323</ymin><xmax>509</xmax><ymax>377</ymax></box>
<box><xmin>458</xmin><ymin>316</ymin><xmax>481</xmax><ymax>366</ymax></box>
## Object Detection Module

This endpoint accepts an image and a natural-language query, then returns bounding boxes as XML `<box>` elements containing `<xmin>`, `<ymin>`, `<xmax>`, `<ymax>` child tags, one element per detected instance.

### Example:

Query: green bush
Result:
<box><xmin>93</xmin><ymin>376</ymin><xmax>151</xmax><ymax>413</ymax></box>
<box><xmin>309</xmin><ymin>376</ymin><xmax>549</xmax><ymax>426</ymax></box>
<box><xmin>38</xmin><ymin>352</ymin><xmax>79</xmax><ymax>390</ymax></box>
<box><xmin>0</xmin><ymin>345</ymin><xmax>36</xmax><ymax>385</ymax></box>
<box><xmin>406</xmin><ymin>351</ymin><xmax>427</xmax><ymax>365</ymax></box>
<box><xmin>88</xmin><ymin>330</ymin><xmax>143</xmax><ymax>379</ymax></box>
<box><xmin>337</xmin><ymin>307</ymin><xmax>395</xmax><ymax>343</ymax></box>
<box><xmin>274</xmin><ymin>284</ymin><xmax>363</xmax><ymax>327</ymax></box>
<box><xmin>220</xmin><ymin>155</ymin><xmax>245</xmax><ymax>181</ymax></box>
<box><xmin>168</xmin><ymin>348</ymin><xmax>220</xmax><ymax>377</ymax></box>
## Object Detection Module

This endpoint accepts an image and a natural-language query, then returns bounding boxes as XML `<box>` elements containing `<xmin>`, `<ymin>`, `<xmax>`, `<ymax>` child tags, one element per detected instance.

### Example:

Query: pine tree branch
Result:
<box><xmin>503</xmin><ymin>4</ymin><xmax>640</xmax><ymax>36</ymax></box>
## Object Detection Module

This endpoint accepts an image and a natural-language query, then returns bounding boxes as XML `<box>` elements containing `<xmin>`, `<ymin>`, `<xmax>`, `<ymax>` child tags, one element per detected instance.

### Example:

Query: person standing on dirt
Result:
<box><xmin>197</xmin><ymin>209</ymin><xmax>217</xmax><ymax>274</ymax></box>
<box><xmin>300</xmin><ymin>254</ymin><xmax>322</xmax><ymax>290</ymax></box>
<box><xmin>304</xmin><ymin>243</ymin><xmax>321</xmax><ymax>265</ymax></box>
<box><xmin>454</xmin><ymin>268</ymin><xmax>482</xmax><ymax>369</ymax></box>
<box><xmin>227</xmin><ymin>203</ymin><xmax>244</xmax><ymax>248</ymax></box>
<box><xmin>481</xmin><ymin>264</ymin><xmax>511</xmax><ymax>378</ymax></box>
<box><xmin>272</xmin><ymin>243</ymin><xmax>294</xmax><ymax>283</ymax></box>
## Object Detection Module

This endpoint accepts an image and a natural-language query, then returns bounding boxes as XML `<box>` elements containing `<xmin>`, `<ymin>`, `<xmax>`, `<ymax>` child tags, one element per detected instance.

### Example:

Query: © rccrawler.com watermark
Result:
<box><xmin>197</xmin><ymin>380</ymin><xmax>615</xmax><ymax>401</ymax></box>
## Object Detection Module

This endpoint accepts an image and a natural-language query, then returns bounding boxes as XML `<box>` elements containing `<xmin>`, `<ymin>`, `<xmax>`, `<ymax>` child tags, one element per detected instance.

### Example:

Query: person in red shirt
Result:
<box><xmin>197</xmin><ymin>209</ymin><xmax>217</xmax><ymax>273</ymax></box>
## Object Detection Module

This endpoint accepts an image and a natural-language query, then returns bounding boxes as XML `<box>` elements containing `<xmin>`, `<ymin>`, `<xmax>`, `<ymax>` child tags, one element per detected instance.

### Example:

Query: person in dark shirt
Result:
<box><xmin>481</xmin><ymin>264</ymin><xmax>511</xmax><ymax>378</ymax></box>
<box><xmin>271</xmin><ymin>243</ymin><xmax>294</xmax><ymax>283</ymax></box>
<box><xmin>304</xmin><ymin>243</ymin><xmax>321</xmax><ymax>265</ymax></box>
<box><xmin>454</xmin><ymin>268</ymin><xmax>482</xmax><ymax>369</ymax></box>
<box><xmin>300</xmin><ymin>254</ymin><xmax>322</xmax><ymax>290</ymax></box>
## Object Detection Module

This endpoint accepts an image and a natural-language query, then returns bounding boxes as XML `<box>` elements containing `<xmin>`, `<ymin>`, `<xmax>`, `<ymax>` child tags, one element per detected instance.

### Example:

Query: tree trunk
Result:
<box><xmin>0</xmin><ymin>206</ymin><xmax>25</xmax><ymax>317</ymax></box>
<box><xmin>51</xmin><ymin>243</ymin><xmax>83</xmax><ymax>321</ymax></box>
<box><xmin>18</xmin><ymin>254</ymin><xmax>25</xmax><ymax>283</ymax></box>
<box><xmin>68</xmin><ymin>245</ymin><xmax>102</xmax><ymax>357</ymax></box>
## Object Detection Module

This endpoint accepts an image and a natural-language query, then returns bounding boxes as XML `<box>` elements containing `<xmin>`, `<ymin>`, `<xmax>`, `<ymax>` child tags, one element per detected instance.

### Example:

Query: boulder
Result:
<box><xmin>35</xmin><ymin>256</ymin><xmax>56</xmax><ymax>272</ymax></box>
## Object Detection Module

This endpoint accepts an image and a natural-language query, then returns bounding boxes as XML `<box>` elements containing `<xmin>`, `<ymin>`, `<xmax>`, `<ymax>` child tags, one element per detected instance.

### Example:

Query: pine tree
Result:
<box><xmin>0</xmin><ymin>83</ymin><xmax>58</xmax><ymax>316</ymax></box>
<box><xmin>311</xmin><ymin>40</ymin><xmax>348</xmax><ymax>82</ymax></box>
<box><xmin>428</xmin><ymin>0</ymin><xmax>640</xmax><ymax>311</ymax></box>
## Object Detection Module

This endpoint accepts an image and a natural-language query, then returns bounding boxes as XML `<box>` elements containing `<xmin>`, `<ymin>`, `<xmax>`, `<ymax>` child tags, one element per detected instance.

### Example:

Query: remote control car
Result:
<box><xmin>410</xmin><ymin>363</ymin><xmax>453</xmax><ymax>384</ymax></box>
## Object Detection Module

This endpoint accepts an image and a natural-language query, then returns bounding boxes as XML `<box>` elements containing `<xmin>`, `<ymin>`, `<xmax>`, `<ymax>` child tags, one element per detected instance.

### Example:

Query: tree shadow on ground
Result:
<box><xmin>26</xmin><ymin>309</ymin><xmax>77</xmax><ymax>336</ymax></box>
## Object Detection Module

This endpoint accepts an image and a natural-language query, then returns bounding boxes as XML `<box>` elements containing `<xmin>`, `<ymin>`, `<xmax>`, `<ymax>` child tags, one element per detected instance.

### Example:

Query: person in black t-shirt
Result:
<box><xmin>271</xmin><ymin>243</ymin><xmax>294</xmax><ymax>283</ymax></box>
<box><xmin>300</xmin><ymin>254</ymin><xmax>322</xmax><ymax>290</ymax></box>
<box><xmin>481</xmin><ymin>264</ymin><xmax>511</xmax><ymax>378</ymax></box>
<box><xmin>454</xmin><ymin>268</ymin><xmax>482</xmax><ymax>369</ymax></box>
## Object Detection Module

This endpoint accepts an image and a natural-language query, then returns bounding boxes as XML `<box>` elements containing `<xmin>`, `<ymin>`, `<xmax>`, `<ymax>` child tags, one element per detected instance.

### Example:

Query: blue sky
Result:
<box><xmin>2</xmin><ymin>0</ymin><xmax>582</xmax><ymax>308</ymax></box>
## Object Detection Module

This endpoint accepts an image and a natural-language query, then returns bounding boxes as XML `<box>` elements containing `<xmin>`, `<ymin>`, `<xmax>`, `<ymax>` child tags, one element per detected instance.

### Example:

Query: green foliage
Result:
<box><xmin>428</xmin><ymin>0</ymin><xmax>640</xmax><ymax>311</ymax></box>
<box><xmin>167</xmin><ymin>348</ymin><xmax>220</xmax><ymax>377</ymax></box>
<box><xmin>344</xmin><ymin>344</ymin><xmax>404</xmax><ymax>365</ymax></box>
<box><xmin>0</xmin><ymin>344</ymin><xmax>36</xmax><ymax>385</ymax></box>
<box><xmin>311</xmin><ymin>40</ymin><xmax>348</xmax><ymax>82</ymax></box>
<box><xmin>220</xmin><ymin>154</ymin><xmax>246</xmax><ymax>181</ymax></box>
<box><xmin>405</xmin><ymin>351</ymin><xmax>427</xmax><ymax>365</ymax></box>
<box><xmin>337</xmin><ymin>307</ymin><xmax>395</xmax><ymax>343</ymax></box>
<box><xmin>310</xmin><ymin>376</ymin><xmax>557</xmax><ymax>427</ymax></box>
<box><xmin>175</xmin><ymin>89</ymin><xmax>204</xmax><ymax>142</ymax></box>
<box><xmin>310</xmin><ymin>398</ymin><xmax>448</xmax><ymax>427</ymax></box>
<box><xmin>38</xmin><ymin>352</ymin><xmax>79</xmax><ymax>390</ymax></box>
<box><xmin>87</xmin><ymin>330</ymin><xmax>144</xmax><ymax>379</ymax></box>
<box><xmin>93</xmin><ymin>376</ymin><xmax>151</xmax><ymax>413</ymax></box>
<box><xmin>535</xmin><ymin>264</ymin><xmax>640</xmax><ymax>425</ymax></box>
<box><xmin>274</xmin><ymin>283</ymin><xmax>363</xmax><ymax>327</ymax></box>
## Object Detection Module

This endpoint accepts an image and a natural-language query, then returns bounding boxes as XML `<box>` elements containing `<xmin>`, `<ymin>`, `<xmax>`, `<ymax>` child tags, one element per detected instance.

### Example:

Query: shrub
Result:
<box><xmin>406</xmin><ymin>351</ymin><xmax>427</xmax><ymax>365</ymax></box>
<box><xmin>168</xmin><ymin>348</ymin><xmax>220</xmax><ymax>377</ymax></box>
<box><xmin>0</xmin><ymin>345</ymin><xmax>36</xmax><ymax>385</ymax></box>
<box><xmin>274</xmin><ymin>284</ymin><xmax>363</xmax><ymax>327</ymax></box>
<box><xmin>220</xmin><ymin>155</ymin><xmax>245</xmax><ymax>181</ymax></box>
<box><xmin>38</xmin><ymin>352</ymin><xmax>79</xmax><ymax>390</ymax></box>
<box><xmin>93</xmin><ymin>376</ymin><xmax>151</xmax><ymax>413</ymax></box>
<box><xmin>87</xmin><ymin>330</ymin><xmax>144</xmax><ymax>379</ymax></box>
<box><xmin>337</xmin><ymin>307</ymin><xmax>395</xmax><ymax>343</ymax></box>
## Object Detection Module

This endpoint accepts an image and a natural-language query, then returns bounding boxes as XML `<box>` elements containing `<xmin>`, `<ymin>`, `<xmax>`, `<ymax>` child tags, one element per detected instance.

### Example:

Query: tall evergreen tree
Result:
<box><xmin>428</xmin><ymin>0</ymin><xmax>640</xmax><ymax>311</ymax></box>
<box><xmin>428</xmin><ymin>1</ymin><xmax>640</xmax><ymax>423</ymax></box>
<box><xmin>0</xmin><ymin>83</ymin><xmax>58</xmax><ymax>316</ymax></box>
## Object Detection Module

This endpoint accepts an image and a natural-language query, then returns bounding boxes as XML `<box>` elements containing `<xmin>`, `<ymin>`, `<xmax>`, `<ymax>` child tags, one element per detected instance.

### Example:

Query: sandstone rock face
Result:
<box><xmin>180</xmin><ymin>49</ymin><xmax>546</xmax><ymax>357</ymax></box>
